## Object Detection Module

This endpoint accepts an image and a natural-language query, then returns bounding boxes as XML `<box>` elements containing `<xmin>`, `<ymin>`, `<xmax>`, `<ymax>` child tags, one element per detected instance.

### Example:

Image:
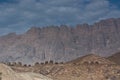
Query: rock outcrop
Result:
<box><xmin>108</xmin><ymin>52</ymin><xmax>120</xmax><ymax>64</ymax></box>
<box><xmin>0</xmin><ymin>18</ymin><xmax>120</xmax><ymax>64</ymax></box>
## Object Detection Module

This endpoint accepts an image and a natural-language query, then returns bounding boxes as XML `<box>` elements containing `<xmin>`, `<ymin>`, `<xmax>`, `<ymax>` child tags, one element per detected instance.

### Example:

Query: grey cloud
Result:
<box><xmin>0</xmin><ymin>0</ymin><xmax>120</xmax><ymax>35</ymax></box>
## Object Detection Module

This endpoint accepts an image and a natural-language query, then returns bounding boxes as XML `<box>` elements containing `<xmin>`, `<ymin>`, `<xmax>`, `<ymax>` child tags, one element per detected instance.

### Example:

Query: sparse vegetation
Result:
<box><xmin>41</xmin><ymin>63</ymin><xmax>44</xmax><ymax>65</ymax></box>
<box><xmin>34</xmin><ymin>62</ymin><xmax>39</xmax><ymax>66</ymax></box>
<box><xmin>12</xmin><ymin>62</ymin><xmax>17</xmax><ymax>66</ymax></box>
<box><xmin>49</xmin><ymin>60</ymin><xmax>54</xmax><ymax>64</ymax></box>
<box><xmin>2</xmin><ymin>54</ymin><xmax>120</xmax><ymax>80</ymax></box>
<box><xmin>7</xmin><ymin>62</ymin><xmax>12</xmax><ymax>66</ymax></box>
<box><xmin>84</xmin><ymin>61</ymin><xmax>89</xmax><ymax>65</ymax></box>
<box><xmin>0</xmin><ymin>72</ymin><xmax>2</xmax><ymax>80</ymax></box>
<box><xmin>28</xmin><ymin>65</ymin><xmax>31</xmax><ymax>67</ymax></box>
<box><xmin>45</xmin><ymin>61</ymin><xmax>49</xmax><ymax>64</ymax></box>
<box><xmin>23</xmin><ymin>64</ymin><xmax>27</xmax><ymax>67</ymax></box>
<box><xmin>17</xmin><ymin>62</ymin><xmax>22</xmax><ymax>66</ymax></box>
<box><xmin>55</xmin><ymin>62</ymin><xmax>58</xmax><ymax>64</ymax></box>
<box><xmin>60</xmin><ymin>62</ymin><xmax>63</xmax><ymax>64</ymax></box>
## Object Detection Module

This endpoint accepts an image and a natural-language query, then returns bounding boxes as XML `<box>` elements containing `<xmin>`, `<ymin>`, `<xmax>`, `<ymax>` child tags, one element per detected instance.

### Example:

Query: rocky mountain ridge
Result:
<box><xmin>0</xmin><ymin>18</ymin><xmax>120</xmax><ymax>64</ymax></box>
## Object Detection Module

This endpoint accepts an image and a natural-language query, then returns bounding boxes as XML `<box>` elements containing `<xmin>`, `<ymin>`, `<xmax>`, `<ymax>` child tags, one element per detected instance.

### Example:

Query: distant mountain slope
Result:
<box><xmin>0</xmin><ymin>18</ymin><xmax>120</xmax><ymax>64</ymax></box>
<box><xmin>108</xmin><ymin>52</ymin><xmax>120</xmax><ymax>64</ymax></box>
<box><xmin>67</xmin><ymin>54</ymin><xmax>115</xmax><ymax>65</ymax></box>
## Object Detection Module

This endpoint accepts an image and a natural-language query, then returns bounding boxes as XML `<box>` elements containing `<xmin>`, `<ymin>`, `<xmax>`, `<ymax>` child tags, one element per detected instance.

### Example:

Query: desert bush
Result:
<box><xmin>84</xmin><ymin>61</ymin><xmax>89</xmax><ymax>65</ymax></box>
<box><xmin>0</xmin><ymin>72</ymin><xmax>2</xmax><ymax>80</ymax></box>
<box><xmin>45</xmin><ymin>61</ymin><xmax>49</xmax><ymax>64</ymax></box>
<box><xmin>95</xmin><ymin>61</ymin><xmax>99</xmax><ymax>65</ymax></box>
<box><xmin>7</xmin><ymin>62</ymin><xmax>11</xmax><ymax>66</ymax></box>
<box><xmin>90</xmin><ymin>61</ymin><xmax>94</xmax><ymax>65</ymax></box>
<box><xmin>23</xmin><ymin>64</ymin><xmax>27</xmax><ymax>67</ymax></box>
<box><xmin>12</xmin><ymin>62</ymin><xmax>17</xmax><ymax>66</ymax></box>
<box><xmin>41</xmin><ymin>63</ymin><xmax>44</xmax><ymax>65</ymax></box>
<box><xmin>17</xmin><ymin>62</ymin><xmax>22</xmax><ymax>66</ymax></box>
<box><xmin>60</xmin><ymin>62</ymin><xmax>63</xmax><ymax>64</ymax></box>
<box><xmin>34</xmin><ymin>62</ymin><xmax>39</xmax><ymax>66</ymax></box>
<box><xmin>28</xmin><ymin>65</ymin><xmax>31</xmax><ymax>67</ymax></box>
<box><xmin>55</xmin><ymin>62</ymin><xmax>58</xmax><ymax>64</ymax></box>
<box><xmin>49</xmin><ymin>60</ymin><xmax>54</xmax><ymax>64</ymax></box>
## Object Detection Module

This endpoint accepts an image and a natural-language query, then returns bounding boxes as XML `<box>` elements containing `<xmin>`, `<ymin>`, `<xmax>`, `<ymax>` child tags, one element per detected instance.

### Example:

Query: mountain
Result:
<box><xmin>108</xmin><ymin>52</ymin><xmax>120</xmax><ymax>64</ymax></box>
<box><xmin>0</xmin><ymin>18</ymin><xmax>120</xmax><ymax>64</ymax></box>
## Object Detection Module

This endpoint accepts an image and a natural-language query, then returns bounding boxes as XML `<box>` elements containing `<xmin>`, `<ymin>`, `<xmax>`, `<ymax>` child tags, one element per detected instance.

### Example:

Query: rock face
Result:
<box><xmin>0</xmin><ymin>63</ymin><xmax>53</xmax><ymax>80</ymax></box>
<box><xmin>0</xmin><ymin>18</ymin><xmax>120</xmax><ymax>64</ymax></box>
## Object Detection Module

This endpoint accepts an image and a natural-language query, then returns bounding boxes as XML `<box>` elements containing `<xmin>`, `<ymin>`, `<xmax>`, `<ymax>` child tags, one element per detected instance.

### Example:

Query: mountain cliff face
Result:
<box><xmin>0</xmin><ymin>18</ymin><xmax>120</xmax><ymax>64</ymax></box>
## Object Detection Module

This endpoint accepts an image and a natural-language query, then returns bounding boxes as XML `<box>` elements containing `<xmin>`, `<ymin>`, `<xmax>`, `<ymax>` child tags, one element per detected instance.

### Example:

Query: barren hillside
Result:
<box><xmin>10</xmin><ymin>54</ymin><xmax>120</xmax><ymax>80</ymax></box>
<box><xmin>0</xmin><ymin>63</ymin><xmax>52</xmax><ymax>80</ymax></box>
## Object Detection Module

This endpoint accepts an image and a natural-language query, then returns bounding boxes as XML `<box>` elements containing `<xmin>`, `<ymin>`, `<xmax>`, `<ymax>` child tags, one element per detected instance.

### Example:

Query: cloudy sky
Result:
<box><xmin>0</xmin><ymin>0</ymin><xmax>120</xmax><ymax>35</ymax></box>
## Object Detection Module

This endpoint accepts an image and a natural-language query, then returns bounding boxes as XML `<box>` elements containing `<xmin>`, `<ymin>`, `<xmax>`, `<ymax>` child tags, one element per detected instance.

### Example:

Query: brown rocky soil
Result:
<box><xmin>10</xmin><ymin>54</ymin><xmax>120</xmax><ymax>80</ymax></box>
<box><xmin>0</xmin><ymin>63</ymin><xmax>53</xmax><ymax>80</ymax></box>
<box><xmin>108</xmin><ymin>52</ymin><xmax>120</xmax><ymax>65</ymax></box>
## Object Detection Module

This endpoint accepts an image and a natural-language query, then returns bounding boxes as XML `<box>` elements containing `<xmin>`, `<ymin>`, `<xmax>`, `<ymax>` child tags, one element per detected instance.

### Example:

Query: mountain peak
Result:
<box><xmin>26</xmin><ymin>27</ymin><xmax>41</xmax><ymax>34</ymax></box>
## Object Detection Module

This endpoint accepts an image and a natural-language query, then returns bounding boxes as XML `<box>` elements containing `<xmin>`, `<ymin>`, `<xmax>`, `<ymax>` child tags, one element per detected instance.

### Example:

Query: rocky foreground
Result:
<box><xmin>0</xmin><ymin>63</ymin><xmax>52</xmax><ymax>80</ymax></box>
<box><xmin>8</xmin><ymin>54</ymin><xmax>120</xmax><ymax>80</ymax></box>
